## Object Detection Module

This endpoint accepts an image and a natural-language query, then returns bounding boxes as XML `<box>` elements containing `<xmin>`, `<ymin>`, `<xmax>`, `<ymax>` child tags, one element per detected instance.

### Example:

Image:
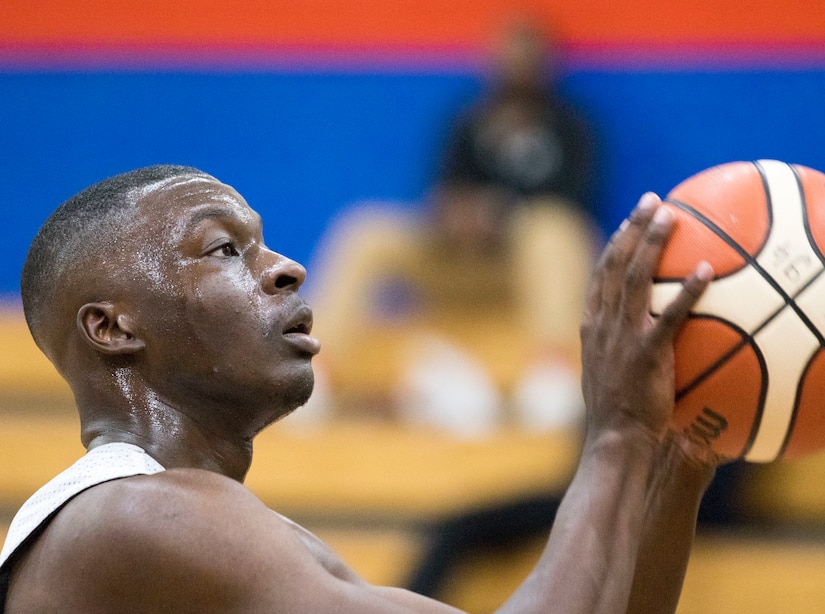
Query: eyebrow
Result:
<box><xmin>183</xmin><ymin>206</ymin><xmax>253</xmax><ymax>236</ymax></box>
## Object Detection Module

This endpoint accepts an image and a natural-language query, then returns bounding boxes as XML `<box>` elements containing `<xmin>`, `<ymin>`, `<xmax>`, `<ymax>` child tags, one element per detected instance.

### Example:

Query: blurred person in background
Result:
<box><xmin>437</xmin><ymin>17</ymin><xmax>595</xmax><ymax>216</ymax></box>
<box><xmin>308</xmin><ymin>17</ymin><xmax>600</xmax><ymax>437</ymax></box>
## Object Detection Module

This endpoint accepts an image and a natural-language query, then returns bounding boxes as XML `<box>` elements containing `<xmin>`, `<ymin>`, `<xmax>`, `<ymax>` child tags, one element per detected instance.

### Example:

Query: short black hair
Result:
<box><xmin>21</xmin><ymin>164</ymin><xmax>208</xmax><ymax>356</ymax></box>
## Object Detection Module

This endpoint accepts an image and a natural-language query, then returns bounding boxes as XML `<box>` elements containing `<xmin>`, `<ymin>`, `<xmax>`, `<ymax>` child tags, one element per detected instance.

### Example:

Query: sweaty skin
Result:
<box><xmin>5</xmin><ymin>175</ymin><xmax>716</xmax><ymax>614</ymax></box>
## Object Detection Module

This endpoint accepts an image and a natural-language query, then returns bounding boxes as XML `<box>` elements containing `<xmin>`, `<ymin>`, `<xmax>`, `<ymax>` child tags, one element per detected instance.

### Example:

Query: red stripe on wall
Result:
<box><xmin>3</xmin><ymin>0</ymin><xmax>825</xmax><ymax>49</ymax></box>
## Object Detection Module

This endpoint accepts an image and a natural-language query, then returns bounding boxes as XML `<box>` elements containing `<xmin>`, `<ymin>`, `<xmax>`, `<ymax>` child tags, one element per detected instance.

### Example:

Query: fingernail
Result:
<box><xmin>695</xmin><ymin>261</ymin><xmax>714</xmax><ymax>281</ymax></box>
<box><xmin>639</xmin><ymin>192</ymin><xmax>660</xmax><ymax>209</ymax></box>
<box><xmin>653</xmin><ymin>206</ymin><xmax>673</xmax><ymax>224</ymax></box>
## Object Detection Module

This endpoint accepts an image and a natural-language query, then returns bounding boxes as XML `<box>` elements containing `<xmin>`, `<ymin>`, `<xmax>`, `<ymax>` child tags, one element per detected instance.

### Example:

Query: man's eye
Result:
<box><xmin>211</xmin><ymin>243</ymin><xmax>239</xmax><ymax>257</ymax></box>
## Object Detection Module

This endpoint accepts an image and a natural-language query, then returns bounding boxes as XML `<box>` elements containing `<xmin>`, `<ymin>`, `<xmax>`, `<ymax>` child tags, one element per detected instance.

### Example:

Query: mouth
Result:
<box><xmin>282</xmin><ymin>305</ymin><xmax>313</xmax><ymax>335</ymax></box>
<box><xmin>281</xmin><ymin>306</ymin><xmax>321</xmax><ymax>355</ymax></box>
<box><xmin>283</xmin><ymin>321</ymin><xmax>310</xmax><ymax>335</ymax></box>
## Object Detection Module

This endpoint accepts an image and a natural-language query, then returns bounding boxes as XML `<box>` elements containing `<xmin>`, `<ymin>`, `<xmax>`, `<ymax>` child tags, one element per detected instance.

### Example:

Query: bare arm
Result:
<box><xmin>627</xmin><ymin>434</ymin><xmax>719</xmax><ymax>614</ymax></box>
<box><xmin>496</xmin><ymin>194</ymin><xmax>713</xmax><ymax>614</ymax></box>
<box><xmin>498</xmin><ymin>428</ymin><xmax>659</xmax><ymax>614</ymax></box>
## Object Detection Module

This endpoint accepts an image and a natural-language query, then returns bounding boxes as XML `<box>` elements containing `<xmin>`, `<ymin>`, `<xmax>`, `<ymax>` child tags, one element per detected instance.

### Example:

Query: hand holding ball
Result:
<box><xmin>652</xmin><ymin>160</ymin><xmax>825</xmax><ymax>462</ymax></box>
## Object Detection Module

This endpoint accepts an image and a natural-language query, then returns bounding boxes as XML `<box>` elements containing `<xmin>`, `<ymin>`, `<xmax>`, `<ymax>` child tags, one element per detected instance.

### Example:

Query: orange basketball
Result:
<box><xmin>651</xmin><ymin>159</ymin><xmax>825</xmax><ymax>462</ymax></box>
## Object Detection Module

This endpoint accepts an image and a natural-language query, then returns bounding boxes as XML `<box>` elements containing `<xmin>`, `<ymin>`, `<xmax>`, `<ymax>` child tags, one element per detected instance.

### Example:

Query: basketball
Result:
<box><xmin>650</xmin><ymin>159</ymin><xmax>825</xmax><ymax>462</ymax></box>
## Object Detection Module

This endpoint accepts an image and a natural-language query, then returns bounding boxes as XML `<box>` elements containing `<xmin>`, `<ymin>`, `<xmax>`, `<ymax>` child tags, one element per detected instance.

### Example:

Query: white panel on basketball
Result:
<box><xmin>648</xmin><ymin>282</ymin><xmax>682</xmax><ymax>317</ymax></box>
<box><xmin>746</xmin><ymin>309</ymin><xmax>820</xmax><ymax>462</ymax></box>
<box><xmin>742</xmin><ymin>160</ymin><xmax>825</xmax><ymax>461</ymax></box>
<box><xmin>650</xmin><ymin>252</ymin><xmax>784</xmax><ymax>331</ymax></box>
<box><xmin>755</xmin><ymin>160</ymin><xmax>823</xmax><ymax>295</ymax></box>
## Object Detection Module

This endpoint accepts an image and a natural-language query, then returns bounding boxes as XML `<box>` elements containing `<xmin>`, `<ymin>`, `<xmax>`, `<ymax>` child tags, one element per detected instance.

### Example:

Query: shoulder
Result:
<box><xmin>7</xmin><ymin>469</ymin><xmax>326</xmax><ymax>611</ymax></box>
<box><xmin>92</xmin><ymin>470</ymin><xmax>362</xmax><ymax>583</ymax></box>
<box><xmin>56</xmin><ymin>467</ymin><xmax>296</xmax><ymax>561</ymax></box>
<box><xmin>44</xmin><ymin>467</ymin><xmax>267</xmax><ymax>539</ymax></box>
<box><xmin>8</xmin><ymin>468</ymin><xmax>464</xmax><ymax>613</ymax></box>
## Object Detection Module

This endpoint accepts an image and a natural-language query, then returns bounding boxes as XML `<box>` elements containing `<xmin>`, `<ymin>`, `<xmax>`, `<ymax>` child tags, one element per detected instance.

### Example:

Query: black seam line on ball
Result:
<box><xmin>664</xmin><ymin>193</ymin><xmax>825</xmax><ymax>347</ymax></box>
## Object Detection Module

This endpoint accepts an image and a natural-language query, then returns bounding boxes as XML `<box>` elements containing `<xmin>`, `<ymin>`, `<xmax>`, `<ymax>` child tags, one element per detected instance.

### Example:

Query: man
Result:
<box><xmin>436</xmin><ymin>18</ymin><xmax>595</xmax><ymax>214</ymax></box>
<box><xmin>0</xmin><ymin>165</ymin><xmax>717</xmax><ymax>612</ymax></box>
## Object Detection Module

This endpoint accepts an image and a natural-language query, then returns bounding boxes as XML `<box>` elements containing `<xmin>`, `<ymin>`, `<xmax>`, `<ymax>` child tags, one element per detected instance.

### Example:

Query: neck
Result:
<box><xmin>76</xmin><ymin>383</ymin><xmax>256</xmax><ymax>483</ymax></box>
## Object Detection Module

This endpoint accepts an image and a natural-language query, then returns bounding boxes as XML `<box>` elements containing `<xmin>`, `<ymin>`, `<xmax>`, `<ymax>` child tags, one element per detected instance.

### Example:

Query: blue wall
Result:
<box><xmin>2</xmin><ymin>67</ymin><xmax>825</xmax><ymax>295</ymax></box>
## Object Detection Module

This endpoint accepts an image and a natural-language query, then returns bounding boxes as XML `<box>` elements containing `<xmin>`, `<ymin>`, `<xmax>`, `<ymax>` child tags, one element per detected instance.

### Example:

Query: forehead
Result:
<box><xmin>133</xmin><ymin>174</ymin><xmax>259</xmax><ymax>233</ymax></box>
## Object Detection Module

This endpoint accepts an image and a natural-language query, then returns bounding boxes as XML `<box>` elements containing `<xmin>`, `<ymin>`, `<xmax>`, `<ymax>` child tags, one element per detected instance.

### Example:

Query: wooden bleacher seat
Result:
<box><xmin>0</xmin><ymin>304</ymin><xmax>73</xmax><ymax>411</ymax></box>
<box><xmin>431</xmin><ymin>531</ymin><xmax>825</xmax><ymax>614</ymax></box>
<box><xmin>741</xmin><ymin>452</ymin><xmax>825</xmax><ymax>527</ymax></box>
<box><xmin>0</xmin><ymin>413</ymin><xmax>579</xmax><ymax>521</ymax></box>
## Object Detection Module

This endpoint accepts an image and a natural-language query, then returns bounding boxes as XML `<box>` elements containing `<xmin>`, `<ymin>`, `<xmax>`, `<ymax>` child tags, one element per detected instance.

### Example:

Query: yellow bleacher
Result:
<box><xmin>5</xmin><ymin>302</ymin><xmax>825</xmax><ymax>612</ymax></box>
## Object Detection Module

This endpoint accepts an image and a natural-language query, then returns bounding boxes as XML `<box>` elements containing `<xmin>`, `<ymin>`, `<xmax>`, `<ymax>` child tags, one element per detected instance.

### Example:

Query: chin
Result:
<box><xmin>284</xmin><ymin>377</ymin><xmax>315</xmax><ymax>414</ymax></box>
<box><xmin>244</xmin><ymin>365</ymin><xmax>316</xmax><ymax>434</ymax></box>
<box><xmin>269</xmin><ymin>369</ymin><xmax>315</xmax><ymax>421</ymax></box>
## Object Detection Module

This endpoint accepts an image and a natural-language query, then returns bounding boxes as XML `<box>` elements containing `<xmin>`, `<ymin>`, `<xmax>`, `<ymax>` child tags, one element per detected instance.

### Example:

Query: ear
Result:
<box><xmin>76</xmin><ymin>302</ymin><xmax>146</xmax><ymax>355</ymax></box>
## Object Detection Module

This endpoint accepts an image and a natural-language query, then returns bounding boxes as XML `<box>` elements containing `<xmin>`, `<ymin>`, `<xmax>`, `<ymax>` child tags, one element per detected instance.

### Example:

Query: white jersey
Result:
<box><xmin>0</xmin><ymin>442</ymin><xmax>165</xmax><ymax>600</ymax></box>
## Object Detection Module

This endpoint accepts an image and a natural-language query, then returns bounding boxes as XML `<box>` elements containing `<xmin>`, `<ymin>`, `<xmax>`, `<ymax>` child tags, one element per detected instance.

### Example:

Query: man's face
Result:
<box><xmin>119</xmin><ymin>174</ymin><xmax>320</xmax><ymax>432</ymax></box>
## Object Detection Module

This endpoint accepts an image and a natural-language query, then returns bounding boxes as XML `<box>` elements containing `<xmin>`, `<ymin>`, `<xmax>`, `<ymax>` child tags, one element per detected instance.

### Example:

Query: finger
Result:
<box><xmin>585</xmin><ymin>193</ymin><xmax>661</xmax><ymax>315</ymax></box>
<box><xmin>616</xmin><ymin>202</ymin><xmax>676</xmax><ymax>320</ymax></box>
<box><xmin>651</xmin><ymin>261</ymin><xmax>714</xmax><ymax>345</ymax></box>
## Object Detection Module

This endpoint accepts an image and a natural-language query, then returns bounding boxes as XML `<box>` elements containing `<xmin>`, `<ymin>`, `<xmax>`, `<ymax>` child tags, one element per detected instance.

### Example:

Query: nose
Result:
<box><xmin>262</xmin><ymin>252</ymin><xmax>306</xmax><ymax>295</ymax></box>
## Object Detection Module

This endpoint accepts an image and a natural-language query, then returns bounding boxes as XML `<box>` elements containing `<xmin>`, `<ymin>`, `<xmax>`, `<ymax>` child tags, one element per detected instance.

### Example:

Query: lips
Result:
<box><xmin>284</xmin><ymin>321</ymin><xmax>309</xmax><ymax>335</ymax></box>
<box><xmin>282</xmin><ymin>303</ymin><xmax>313</xmax><ymax>335</ymax></box>
<box><xmin>281</xmin><ymin>304</ymin><xmax>321</xmax><ymax>355</ymax></box>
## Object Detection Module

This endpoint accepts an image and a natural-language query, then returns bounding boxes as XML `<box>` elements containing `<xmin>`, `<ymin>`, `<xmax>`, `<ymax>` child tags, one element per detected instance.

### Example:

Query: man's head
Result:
<box><xmin>22</xmin><ymin>166</ymin><xmax>319</xmax><ymax>435</ymax></box>
<box><xmin>489</xmin><ymin>18</ymin><xmax>558</xmax><ymax>94</ymax></box>
<box><xmin>22</xmin><ymin>165</ymin><xmax>206</xmax><ymax>361</ymax></box>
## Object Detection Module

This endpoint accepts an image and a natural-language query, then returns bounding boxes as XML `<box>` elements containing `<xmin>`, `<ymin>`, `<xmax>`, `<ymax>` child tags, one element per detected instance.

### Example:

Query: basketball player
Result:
<box><xmin>0</xmin><ymin>165</ymin><xmax>717</xmax><ymax>612</ymax></box>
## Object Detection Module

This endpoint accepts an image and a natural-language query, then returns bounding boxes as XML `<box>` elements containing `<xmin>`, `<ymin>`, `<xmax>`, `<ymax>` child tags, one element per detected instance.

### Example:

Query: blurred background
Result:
<box><xmin>3</xmin><ymin>1</ymin><xmax>825</xmax><ymax>612</ymax></box>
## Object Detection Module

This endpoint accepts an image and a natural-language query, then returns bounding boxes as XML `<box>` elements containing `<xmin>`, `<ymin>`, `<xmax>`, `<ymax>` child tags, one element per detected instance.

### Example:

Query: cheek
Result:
<box><xmin>185</xmin><ymin>269</ymin><xmax>268</xmax><ymax>348</ymax></box>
